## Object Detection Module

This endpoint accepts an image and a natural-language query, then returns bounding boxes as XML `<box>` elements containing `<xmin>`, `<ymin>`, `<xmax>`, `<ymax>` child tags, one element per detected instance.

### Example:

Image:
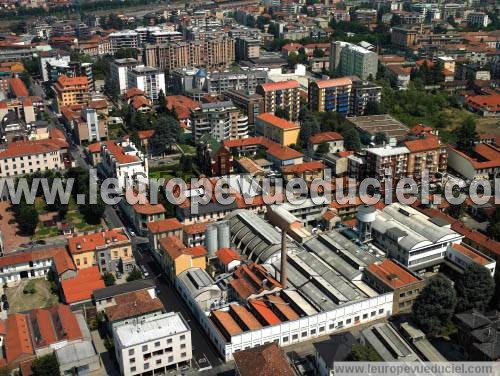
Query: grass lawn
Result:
<box><xmin>178</xmin><ymin>143</ymin><xmax>196</xmax><ymax>154</ymax></box>
<box><xmin>34</xmin><ymin>224</ymin><xmax>59</xmax><ymax>240</ymax></box>
<box><xmin>66</xmin><ymin>210</ymin><xmax>102</xmax><ymax>232</ymax></box>
<box><xmin>34</xmin><ymin>197</ymin><xmax>47</xmax><ymax>213</ymax></box>
<box><xmin>6</xmin><ymin>278</ymin><xmax>59</xmax><ymax>313</ymax></box>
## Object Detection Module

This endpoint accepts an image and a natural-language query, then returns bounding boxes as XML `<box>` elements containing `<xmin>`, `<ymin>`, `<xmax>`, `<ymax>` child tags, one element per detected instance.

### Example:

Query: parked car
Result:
<box><xmin>3</xmin><ymin>301</ymin><xmax>9</xmax><ymax>311</ymax></box>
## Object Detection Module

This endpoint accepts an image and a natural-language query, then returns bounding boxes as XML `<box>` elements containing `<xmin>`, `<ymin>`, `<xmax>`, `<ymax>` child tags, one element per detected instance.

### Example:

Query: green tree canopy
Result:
<box><xmin>412</xmin><ymin>275</ymin><xmax>457</xmax><ymax>336</ymax></box>
<box><xmin>348</xmin><ymin>343</ymin><xmax>382</xmax><ymax>361</ymax></box>
<box><xmin>126</xmin><ymin>267</ymin><xmax>143</xmax><ymax>282</ymax></box>
<box><xmin>455</xmin><ymin>263</ymin><xmax>495</xmax><ymax>312</ymax></box>
<box><xmin>149</xmin><ymin>115</ymin><xmax>182</xmax><ymax>155</ymax></box>
<box><xmin>32</xmin><ymin>353</ymin><xmax>59</xmax><ymax>376</ymax></box>
<box><xmin>103</xmin><ymin>272</ymin><xmax>116</xmax><ymax>286</ymax></box>
<box><xmin>456</xmin><ymin>117</ymin><xmax>478</xmax><ymax>154</ymax></box>
<box><xmin>342</xmin><ymin>127</ymin><xmax>362</xmax><ymax>152</ymax></box>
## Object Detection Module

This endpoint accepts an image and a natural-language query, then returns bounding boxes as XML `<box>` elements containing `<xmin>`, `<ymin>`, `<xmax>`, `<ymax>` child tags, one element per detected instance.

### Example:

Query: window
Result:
<box><xmin>181</xmin><ymin>352</ymin><xmax>187</xmax><ymax>358</ymax></box>
<box><xmin>283</xmin><ymin>336</ymin><xmax>289</xmax><ymax>342</ymax></box>
<box><xmin>346</xmin><ymin>318</ymin><xmax>352</xmax><ymax>324</ymax></box>
<box><xmin>311</xmin><ymin>329</ymin><xmax>316</xmax><ymax>335</ymax></box>
<box><xmin>130</xmin><ymin>367</ymin><xmax>136</xmax><ymax>372</ymax></box>
<box><xmin>371</xmin><ymin>311</ymin><xmax>376</xmax><ymax>317</ymax></box>
<box><xmin>378</xmin><ymin>309</ymin><xmax>384</xmax><ymax>314</ymax></box>
<box><xmin>155</xmin><ymin>341</ymin><xmax>161</xmax><ymax>347</ymax></box>
<box><xmin>301</xmin><ymin>331</ymin><xmax>307</xmax><ymax>337</ymax></box>
<box><xmin>180</xmin><ymin>343</ymin><xmax>186</xmax><ymax>349</ymax></box>
<box><xmin>128</xmin><ymin>349</ymin><xmax>134</xmax><ymax>356</ymax></box>
<box><xmin>180</xmin><ymin>334</ymin><xmax>185</xmax><ymax>340</ymax></box>
<box><xmin>142</xmin><ymin>345</ymin><xmax>148</xmax><ymax>352</ymax></box>
<box><xmin>355</xmin><ymin>316</ymin><xmax>360</xmax><ymax>322</ymax></box>
<box><xmin>130</xmin><ymin>358</ymin><xmax>135</xmax><ymax>364</ymax></box>
<box><xmin>167</xmin><ymin>338</ymin><xmax>172</xmax><ymax>344</ymax></box>
<box><xmin>292</xmin><ymin>334</ymin><xmax>298</xmax><ymax>340</ymax></box>
<box><xmin>319</xmin><ymin>326</ymin><xmax>325</xmax><ymax>333</ymax></box>
<box><xmin>144</xmin><ymin>363</ymin><xmax>149</xmax><ymax>370</ymax></box>
<box><xmin>168</xmin><ymin>356</ymin><xmax>173</xmax><ymax>363</ymax></box>
<box><xmin>329</xmin><ymin>323</ymin><xmax>335</xmax><ymax>330</ymax></box>
<box><xmin>363</xmin><ymin>314</ymin><xmax>368</xmax><ymax>319</ymax></box>
<box><xmin>156</xmin><ymin>359</ymin><xmax>162</xmax><ymax>365</ymax></box>
<box><xmin>338</xmin><ymin>321</ymin><xmax>343</xmax><ymax>327</ymax></box>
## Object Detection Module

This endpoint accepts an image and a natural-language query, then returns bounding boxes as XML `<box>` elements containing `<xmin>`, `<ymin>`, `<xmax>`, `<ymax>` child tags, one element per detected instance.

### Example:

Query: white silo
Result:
<box><xmin>205</xmin><ymin>224</ymin><xmax>218</xmax><ymax>256</ymax></box>
<box><xmin>217</xmin><ymin>221</ymin><xmax>230</xmax><ymax>249</ymax></box>
<box><xmin>356</xmin><ymin>204</ymin><xmax>376</xmax><ymax>242</ymax></box>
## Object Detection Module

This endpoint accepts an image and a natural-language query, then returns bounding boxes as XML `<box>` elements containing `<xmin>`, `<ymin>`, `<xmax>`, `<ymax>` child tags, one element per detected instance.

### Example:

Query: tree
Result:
<box><xmin>364</xmin><ymin>101</ymin><xmax>383</xmax><ymax>115</ymax></box>
<box><xmin>150</xmin><ymin>115</ymin><xmax>181</xmax><ymax>155</ymax></box>
<box><xmin>103</xmin><ymin>272</ymin><xmax>116</xmax><ymax>286</ymax></box>
<box><xmin>157</xmin><ymin>89</ymin><xmax>166</xmax><ymax>112</ymax></box>
<box><xmin>299</xmin><ymin>113</ymin><xmax>320</xmax><ymax>146</ymax></box>
<box><xmin>32</xmin><ymin>353</ymin><xmax>59</xmax><ymax>376</ymax></box>
<box><xmin>348</xmin><ymin>344</ymin><xmax>382</xmax><ymax>361</ymax></box>
<box><xmin>412</xmin><ymin>275</ymin><xmax>457</xmax><ymax>336</ymax></box>
<box><xmin>456</xmin><ymin>117</ymin><xmax>478</xmax><ymax>154</ymax></box>
<box><xmin>374</xmin><ymin>132</ymin><xmax>389</xmax><ymax>145</ymax></box>
<box><xmin>126</xmin><ymin>267</ymin><xmax>143</xmax><ymax>282</ymax></box>
<box><xmin>313</xmin><ymin>47</ymin><xmax>325</xmax><ymax>58</ymax></box>
<box><xmin>114</xmin><ymin>48</ymin><xmax>138</xmax><ymax>59</ymax></box>
<box><xmin>14</xmin><ymin>203</ymin><xmax>39</xmax><ymax>235</ymax></box>
<box><xmin>316</xmin><ymin>142</ymin><xmax>330</xmax><ymax>155</ymax></box>
<box><xmin>179</xmin><ymin>154</ymin><xmax>193</xmax><ymax>173</ymax></box>
<box><xmin>79</xmin><ymin>196</ymin><xmax>106</xmax><ymax>225</ymax></box>
<box><xmin>455</xmin><ymin>263</ymin><xmax>495</xmax><ymax>312</ymax></box>
<box><xmin>287</xmin><ymin>51</ymin><xmax>299</xmax><ymax>68</ymax></box>
<box><xmin>342</xmin><ymin>127</ymin><xmax>361</xmax><ymax>152</ymax></box>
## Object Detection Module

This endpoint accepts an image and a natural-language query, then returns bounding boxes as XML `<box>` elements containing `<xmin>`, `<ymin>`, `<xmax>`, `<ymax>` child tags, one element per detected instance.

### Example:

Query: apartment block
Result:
<box><xmin>144</xmin><ymin>37</ymin><xmax>235</xmax><ymax>71</ymax></box>
<box><xmin>349</xmin><ymin>78</ymin><xmax>382</xmax><ymax>116</ymax></box>
<box><xmin>113</xmin><ymin>312</ymin><xmax>192</xmax><ymax>376</ymax></box>
<box><xmin>47</xmin><ymin>60</ymin><xmax>95</xmax><ymax>91</ymax></box>
<box><xmin>235</xmin><ymin>37</ymin><xmax>260</xmax><ymax>61</ymax></box>
<box><xmin>256</xmin><ymin>80</ymin><xmax>301</xmax><ymax>122</ymax></box>
<box><xmin>67</xmin><ymin>228</ymin><xmax>134</xmax><ymax>274</ymax></box>
<box><xmin>109</xmin><ymin>30</ymin><xmax>139</xmax><ymax>54</ymax></box>
<box><xmin>109</xmin><ymin>58</ymin><xmax>140</xmax><ymax>95</ymax></box>
<box><xmin>190</xmin><ymin>101</ymin><xmax>247</xmax><ymax>142</ymax></box>
<box><xmin>53</xmin><ymin>75</ymin><xmax>90</xmax><ymax>111</ymax></box>
<box><xmin>255</xmin><ymin>113</ymin><xmax>300</xmax><ymax>147</ymax></box>
<box><xmin>223</xmin><ymin>89</ymin><xmax>264</xmax><ymax>125</ymax></box>
<box><xmin>330</xmin><ymin>41</ymin><xmax>378</xmax><ymax>80</ymax></box>
<box><xmin>308</xmin><ymin>77</ymin><xmax>352</xmax><ymax>114</ymax></box>
<box><xmin>404</xmin><ymin>134</ymin><xmax>447</xmax><ymax>182</ymax></box>
<box><xmin>99</xmin><ymin>139</ymin><xmax>149</xmax><ymax>191</ymax></box>
<box><xmin>365</xmin><ymin>145</ymin><xmax>410</xmax><ymax>183</ymax></box>
<box><xmin>0</xmin><ymin>136</ymin><xmax>69</xmax><ymax>177</ymax></box>
<box><xmin>127</xmin><ymin>66</ymin><xmax>166</xmax><ymax>101</ymax></box>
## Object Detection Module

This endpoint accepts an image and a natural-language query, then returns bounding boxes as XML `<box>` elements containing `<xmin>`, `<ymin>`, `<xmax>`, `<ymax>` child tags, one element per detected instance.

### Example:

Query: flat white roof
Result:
<box><xmin>114</xmin><ymin>312</ymin><xmax>189</xmax><ymax>348</ymax></box>
<box><xmin>367</xmin><ymin>146</ymin><xmax>410</xmax><ymax>157</ymax></box>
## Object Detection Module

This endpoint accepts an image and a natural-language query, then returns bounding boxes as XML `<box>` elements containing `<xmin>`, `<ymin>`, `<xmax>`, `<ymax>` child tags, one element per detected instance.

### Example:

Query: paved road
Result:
<box><xmin>138</xmin><ymin>247</ymin><xmax>224</xmax><ymax>370</ymax></box>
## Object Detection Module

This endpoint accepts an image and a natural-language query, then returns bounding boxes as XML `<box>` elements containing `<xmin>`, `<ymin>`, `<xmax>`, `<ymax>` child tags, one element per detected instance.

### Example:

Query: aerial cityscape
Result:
<box><xmin>0</xmin><ymin>0</ymin><xmax>496</xmax><ymax>374</ymax></box>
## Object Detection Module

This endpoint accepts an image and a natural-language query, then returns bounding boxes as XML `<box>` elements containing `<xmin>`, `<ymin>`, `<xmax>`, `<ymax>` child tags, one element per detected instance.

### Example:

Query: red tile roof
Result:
<box><xmin>4</xmin><ymin>314</ymin><xmax>33</xmax><ymax>366</ymax></box>
<box><xmin>183</xmin><ymin>222</ymin><xmax>208</xmax><ymax>235</ymax></box>
<box><xmin>313</xmin><ymin>77</ymin><xmax>352</xmax><ymax>89</ymax></box>
<box><xmin>166</xmin><ymin>95</ymin><xmax>200</xmax><ymax>120</ymax></box>
<box><xmin>160</xmin><ymin>235</ymin><xmax>207</xmax><ymax>259</ymax></box>
<box><xmin>137</xmin><ymin>129</ymin><xmax>156</xmax><ymax>139</ymax></box>
<box><xmin>258</xmin><ymin>80</ymin><xmax>299</xmax><ymax>92</ymax></box>
<box><xmin>256</xmin><ymin>113</ymin><xmax>299</xmax><ymax>130</ymax></box>
<box><xmin>30</xmin><ymin>304</ymin><xmax>82</xmax><ymax>348</ymax></box>
<box><xmin>133</xmin><ymin>201</ymin><xmax>166</xmax><ymax>215</ymax></box>
<box><xmin>229</xmin><ymin>304</ymin><xmax>262</xmax><ymax>331</ymax></box>
<box><xmin>266</xmin><ymin>144</ymin><xmax>304</xmax><ymax>161</ymax></box>
<box><xmin>146</xmin><ymin>218</ymin><xmax>183</xmax><ymax>234</ymax></box>
<box><xmin>56</xmin><ymin>75</ymin><xmax>88</xmax><ymax>87</ymax></box>
<box><xmin>216</xmin><ymin>248</ymin><xmax>241</xmax><ymax>265</ymax></box>
<box><xmin>367</xmin><ymin>259</ymin><xmax>421</xmax><ymax>289</ymax></box>
<box><xmin>281</xmin><ymin>43</ymin><xmax>303</xmax><ymax>52</ymax></box>
<box><xmin>105</xmin><ymin>290</ymin><xmax>164</xmax><ymax>322</ymax></box>
<box><xmin>404</xmin><ymin>134</ymin><xmax>441</xmax><ymax>153</ymax></box>
<box><xmin>281</xmin><ymin>160</ymin><xmax>325</xmax><ymax>174</ymax></box>
<box><xmin>8</xmin><ymin>78</ymin><xmax>29</xmax><ymax>98</ymax></box>
<box><xmin>451</xmin><ymin>243</ymin><xmax>491</xmax><ymax>266</ymax></box>
<box><xmin>67</xmin><ymin>228</ymin><xmax>130</xmax><ymax>255</ymax></box>
<box><xmin>0</xmin><ymin>247</ymin><xmax>71</xmax><ymax>270</ymax></box>
<box><xmin>0</xmin><ymin>138</ymin><xmax>68</xmax><ymax>159</ymax></box>
<box><xmin>211</xmin><ymin>310</ymin><xmax>242</xmax><ymax>339</ymax></box>
<box><xmin>87</xmin><ymin>142</ymin><xmax>101</xmax><ymax>153</ymax></box>
<box><xmin>101</xmin><ymin>140</ymin><xmax>140</xmax><ymax>164</ymax></box>
<box><xmin>61</xmin><ymin>266</ymin><xmax>105</xmax><ymax>304</ymax></box>
<box><xmin>125</xmin><ymin>87</ymin><xmax>144</xmax><ymax>99</ymax></box>
<box><xmin>466</xmin><ymin>94</ymin><xmax>500</xmax><ymax>113</ymax></box>
<box><xmin>249</xmin><ymin>300</ymin><xmax>281</xmax><ymax>326</ymax></box>
<box><xmin>131</xmin><ymin>95</ymin><xmax>151</xmax><ymax>110</ymax></box>
<box><xmin>233</xmin><ymin>343</ymin><xmax>294</xmax><ymax>376</ymax></box>
<box><xmin>474</xmin><ymin>143</ymin><xmax>500</xmax><ymax>161</ymax></box>
<box><xmin>309</xmin><ymin>131</ymin><xmax>343</xmax><ymax>144</ymax></box>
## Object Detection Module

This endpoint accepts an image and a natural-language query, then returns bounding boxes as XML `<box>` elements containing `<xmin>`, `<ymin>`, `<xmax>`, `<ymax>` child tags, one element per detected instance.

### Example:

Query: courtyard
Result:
<box><xmin>5</xmin><ymin>278</ymin><xmax>59</xmax><ymax>313</ymax></box>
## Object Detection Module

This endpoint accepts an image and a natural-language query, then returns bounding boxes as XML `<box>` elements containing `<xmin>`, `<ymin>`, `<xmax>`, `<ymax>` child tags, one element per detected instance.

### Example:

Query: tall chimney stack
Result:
<box><xmin>280</xmin><ymin>226</ymin><xmax>287</xmax><ymax>289</ymax></box>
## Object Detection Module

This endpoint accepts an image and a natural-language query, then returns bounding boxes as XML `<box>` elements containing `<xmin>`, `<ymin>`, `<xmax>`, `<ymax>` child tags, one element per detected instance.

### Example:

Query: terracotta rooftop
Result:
<box><xmin>451</xmin><ymin>243</ymin><xmax>491</xmax><ymax>266</ymax></box>
<box><xmin>266</xmin><ymin>144</ymin><xmax>304</xmax><ymax>161</ymax></box>
<box><xmin>0</xmin><ymin>138</ymin><xmax>68</xmax><ymax>159</ymax></box>
<box><xmin>146</xmin><ymin>218</ymin><xmax>183</xmax><ymax>234</ymax></box>
<box><xmin>132</xmin><ymin>201</ymin><xmax>166</xmax><ymax>215</ymax></box>
<box><xmin>216</xmin><ymin>248</ymin><xmax>241</xmax><ymax>265</ymax></box>
<box><xmin>404</xmin><ymin>134</ymin><xmax>441</xmax><ymax>153</ymax></box>
<box><xmin>137</xmin><ymin>129</ymin><xmax>156</xmax><ymax>139</ymax></box>
<box><xmin>228</xmin><ymin>304</ymin><xmax>262</xmax><ymax>331</ymax></box>
<box><xmin>309</xmin><ymin>131</ymin><xmax>343</xmax><ymax>144</ymax></box>
<box><xmin>101</xmin><ymin>140</ymin><xmax>140</xmax><ymax>164</ymax></box>
<box><xmin>211</xmin><ymin>310</ymin><xmax>242</xmax><ymax>339</ymax></box>
<box><xmin>67</xmin><ymin>228</ymin><xmax>129</xmax><ymax>255</ymax></box>
<box><xmin>4</xmin><ymin>314</ymin><xmax>33</xmax><ymax>366</ymax></box>
<box><xmin>281</xmin><ymin>160</ymin><xmax>325</xmax><ymax>174</ymax></box>
<box><xmin>160</xmin><ymin>235</ymin><xmax>207</xmax><ymax>260</ymax></box>
<box><xmin>8</xmin><ymin>78</ymin><xmax>29</xmax><ymax>98</ymax></box>
<box><xmin>56</xmin><ymin>74</ymin><xmax>88</xmax><ymax>87</ymax></box>
<box><xmin>61</xmin><ymin>266</ymin><xmax>105</xmax><ymax>304</ymax></box>
<box><xmin>313</xmin><ymin>77</ymin><xmax>352</xmax><ymax>89</ymax></box>
<box><xmin>249</xmin><ymin>300</ymin><xmax>281</xmax><ymax>326</ymax></box>
<box><xmin>105</xmin><ymin>290</ymin><xmax>164</xmax><ymax>322</ymax></box>
<box><xmin>258</xmin><ymin>80</ymin><xmax>299</xmax><ymax>92</ymax></box>
<box><xmin>256</xmin><ymin>113</ymin><xmax>299</xmax><ymax>130</ymax></box>
<box><xmin>367</xmin><ymin>259</ymin><xmax>421</xmax><ymax>289</ymax></box>
<box><xmin>183</xmin><ymin>222</ymin><xmax>208</xmax><ymax>235</ymax></box>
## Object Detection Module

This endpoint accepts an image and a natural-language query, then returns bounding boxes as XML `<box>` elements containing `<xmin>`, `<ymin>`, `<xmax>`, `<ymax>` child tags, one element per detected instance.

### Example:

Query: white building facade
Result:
<box><xmin>127</xmin><ymin>66</ymin><xmax>166</xmax><ymax>101</ymax></box>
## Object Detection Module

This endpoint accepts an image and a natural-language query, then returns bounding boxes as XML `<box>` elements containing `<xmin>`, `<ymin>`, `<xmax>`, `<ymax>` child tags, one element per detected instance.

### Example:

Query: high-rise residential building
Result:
<box><xmin>38</xmin><ymin>51</ymin><xmax>71</xmax><ymax>82</ymax></box>
<box><xmin>110</xmin><ymin>58</ymin><xmax>140</xmax><ymax>95</ymax></box>
<box><xmin>404</xmin><ymin>134</ymin><xmax>447</xmax><ymax>182</ymax></box>
<box><xmin>349</xmin><ymin>78</ymin><xmax>382</xmax><ymax>116</ymax></box>
<box><xmin>235</xmin><ymin>37</ymin><xmax>260</xmax><ymax>61</ymax></box>
<box><xmin>223</xmin><ymin>89</ymin><xmax>264</xmax><ymax>125</ymax></box>
<box><xmin>330</xmin><ymin>41</ymin><xmax>378</xmax><ymax>80</ymax></box>
<box><xmin>113</xmin><ymin>312</ymin><xmax>192</xmax><ymax>376</ymax></box>
<box><xmin>256</xmin><ymin>80</ymin><xmax>301</xmax><ymax>122</ymax></box>
<box><xmin>144</xmin><ymin>37</ymin><xmax>235</xmax><ymax>71</ymax></box>
<box><xmin>190</xmin><ymin>101</ymin><xmax>248</xmax><ymax>142</ymax></box>
<box><xmin>127</xmin><ymin>66</ymin><xmax>166</xmax><ymax>101</ymax></box>
<box><xmin>53</xmin><ymin>75</ymin><xmax>89</xmax><ymax>111</ymax></box>
<box><xmin>365</xmin><ymin>146</ymin><xmax>410</xmax><ymax>184</ymax></box>
<box><xmin>466</xmin><ymin>12</ymin><xmax>489</xmax><ymax>28</ymax></box>
<box><xmin>47</xmin><ymin>61</ymin><xmax>95</xmax><ymax>91</ymax></box>
<box><xmin>308</xmin><ymin>77</ymin><xmax>352</xmax><ymax>115</ymax></box>
<box><xmin>109</xmin><ymin>30</ymin><xmax>139</xmax><ymax>54</ymax></box>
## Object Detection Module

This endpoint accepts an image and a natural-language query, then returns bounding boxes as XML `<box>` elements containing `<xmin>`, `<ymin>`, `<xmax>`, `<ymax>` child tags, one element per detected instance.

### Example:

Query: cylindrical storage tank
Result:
<box><xmin>356</xmin><ymin>204</ymin><xmax>377</xmax><ymax>223</ymax></box>
<box><xmin>217</xmin><ymin>221</ymin><xmax>230</xmax><ymax>249</ymax></box>
<box><xmin>205</xmin><ymin>224</ymin><xmax>218</xmax><ymax>256</ymax></box>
